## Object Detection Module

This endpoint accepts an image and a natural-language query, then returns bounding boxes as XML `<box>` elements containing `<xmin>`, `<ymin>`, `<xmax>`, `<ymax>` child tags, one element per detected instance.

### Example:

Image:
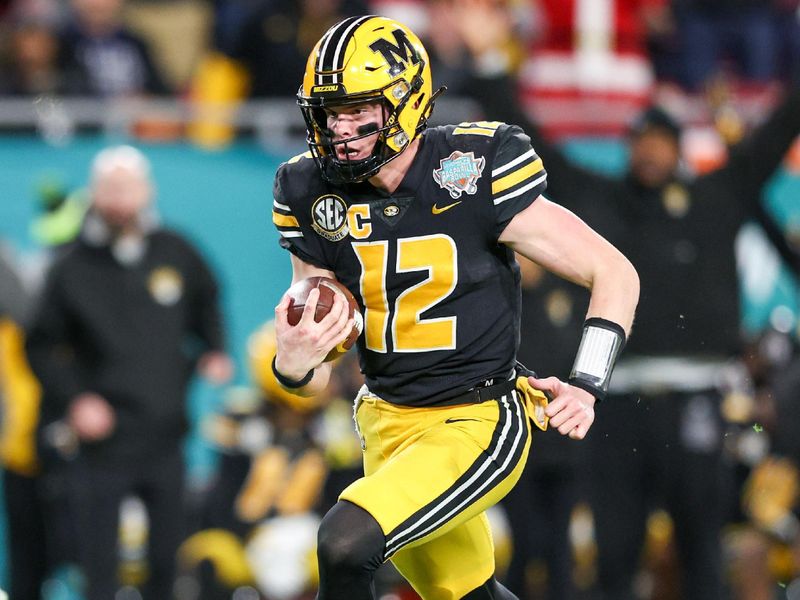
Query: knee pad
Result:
<box><xmin>317</xmin><ymin>501</ymin><xmax>385</xmax><ymax>574</ymax></box>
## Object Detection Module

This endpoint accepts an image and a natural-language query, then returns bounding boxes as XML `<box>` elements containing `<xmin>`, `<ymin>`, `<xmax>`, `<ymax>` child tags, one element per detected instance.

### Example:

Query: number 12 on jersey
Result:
<box><xmin>352</xmin><ymin>234</ymin><xmax>458</xmax><ymax>353</ymax></box>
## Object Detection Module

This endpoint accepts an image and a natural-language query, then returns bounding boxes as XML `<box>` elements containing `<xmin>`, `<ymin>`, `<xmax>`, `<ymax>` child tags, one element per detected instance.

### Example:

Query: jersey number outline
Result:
<box><xmin>352</xmin><ymin>234</ymin><xmax>458</xmax><ymax>353</ymax></box>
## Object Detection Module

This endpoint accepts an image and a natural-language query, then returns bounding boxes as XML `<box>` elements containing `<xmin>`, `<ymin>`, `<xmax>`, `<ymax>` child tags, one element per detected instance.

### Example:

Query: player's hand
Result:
<box><xmin>68</xmin><ymin>392</ymin><xmax>116</xmax><ymax>442</ymax></box>
<box><xmin>198</xmin><ymin>350</ymin><xmax>234</xmax><ymax>385</ymax></box>
<box><xmin>273</xmin><ymin>287</ymin><xmax>354</xmax><ymax>380</ymax></box>
<box><xmin>528</xmin><ymin>376</ymin><xmax>596</xmax><ymax>440</ymax></box>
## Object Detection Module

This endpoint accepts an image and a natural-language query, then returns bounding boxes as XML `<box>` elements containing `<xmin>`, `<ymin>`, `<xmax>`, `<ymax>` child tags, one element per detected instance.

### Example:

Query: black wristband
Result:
<box><xmin>567</xmin><ymin>376</ymin><xmax>607</xmax><ymax>402</ymax></box>
<box><xmin>271</xmin><ymin>356</ymin><xmax>314</xmax><ymax>389</ymax></box>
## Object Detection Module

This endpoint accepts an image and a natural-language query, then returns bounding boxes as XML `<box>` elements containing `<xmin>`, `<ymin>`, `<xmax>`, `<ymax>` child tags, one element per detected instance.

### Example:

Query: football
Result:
<box><xmin>285</xmin><ymin>276</ymin><xmax>363</xmax><ymax>361</ymax></box>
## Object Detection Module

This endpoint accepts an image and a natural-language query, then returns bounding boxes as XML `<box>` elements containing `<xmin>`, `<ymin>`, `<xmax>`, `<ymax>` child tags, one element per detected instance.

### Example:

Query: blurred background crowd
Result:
<box><xmin>1</xmin><ymin>0</ymin><xmax>800</xmax><ymax>599</ymax></box>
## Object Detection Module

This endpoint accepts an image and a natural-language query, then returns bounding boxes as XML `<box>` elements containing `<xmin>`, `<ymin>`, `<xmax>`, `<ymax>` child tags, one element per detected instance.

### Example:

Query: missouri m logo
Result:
<box><xmin>369</xmin><ymin>29</ymin><xmax>420</xmax><ymax>76</ymax></box>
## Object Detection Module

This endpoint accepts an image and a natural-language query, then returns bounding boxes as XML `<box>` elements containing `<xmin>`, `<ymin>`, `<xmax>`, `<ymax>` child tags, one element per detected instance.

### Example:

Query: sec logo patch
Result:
<box><xmin>312</xmin><ymin>195</ymin><xmax>349</xmax><ymax>241</ymax></box>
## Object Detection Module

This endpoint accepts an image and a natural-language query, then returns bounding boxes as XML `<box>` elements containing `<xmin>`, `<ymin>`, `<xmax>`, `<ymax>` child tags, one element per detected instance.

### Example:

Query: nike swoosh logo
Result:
<box><xmin>431</xmin><ymin>201</ymin><xmax>462</xmax><ymax>215</ymax></box>
<box><xmin>444</xmin><ymin>417</ymin><xmax>480</xmax><ymax>424</ymax></box>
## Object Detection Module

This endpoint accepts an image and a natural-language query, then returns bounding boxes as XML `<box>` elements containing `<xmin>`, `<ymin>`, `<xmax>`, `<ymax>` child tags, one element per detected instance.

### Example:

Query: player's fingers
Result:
<box><xmin>317</xmin><ymin>296</ymin><xmax>349</xmax><ymax>341</ymax></box>
<box><xmin>275</xmin><ymin>294</ymin><xmax>290</xmax><ymax>314</ymax></box>
<box><xmin>274</xmin><ymin>294</ymin><xmax>291</xmax><ymax>327</ymax></box>
<box><xmin>331</xmin><ymin>318</ymin><xmax>355</xmax><ymax>347</ymax></box>
<box><xmin>323</xmin><ymin>307</ymin><xmax>354</xmax><ymax>349</ymax></box>
<box><xmin>568</xmin><ymin>413</ymin><xmax>594</xmax><ymax>440</ymax></box>
<box><xmin>544</xmin><ymin>391</ymin><xmax>575</xmax><ymax>418</ymax></box>
<box><xmin>299</xmin><ymin>288</ymin><xmax>320</xmax><ymax>325</ymax></box>
<box><xmin>321</xmin><ymin>293</ymin><xmax>347</xmax><ymax>326</ymax></box>
<box><xmin>557</xmin><ymin>412</ymin><xmax>585</xmax><ymax>437</ymax></box>
<box><xmin>528</xmin><ymin>376</ymin><xmax>563</xmax><ymax>396</ymax></box>
<box><xmin>319</xmin><ymin>310</ymin><xmax>347</xmax><ymax>345</ymax></box>
<box><xmin>568</xmin><ymin>426</ymin><xmax>585</xmax><ymax>440</ymax></box>
<box><xmin>570</xmin><ymin>401</ymin><xmax>595</xmax><ymax>435</ymax></box>
<box><xmin>546</xmin><ymin>400</ymin><xmax>578</xmax><ymax>429</ymax></box>
<box><xmin>544</xmin><ymin>396</ymin><xmax>565</xmax><ymax>418</ymax></box>
<box><xmin>317</xmin><ymin>299</ymin><xmax>347</xmax><ymax>346</ymax></box>
<box><xmin>334</xmin><ymin>299</ymin><xmax>351</xmax><ymax>332</ymax></box>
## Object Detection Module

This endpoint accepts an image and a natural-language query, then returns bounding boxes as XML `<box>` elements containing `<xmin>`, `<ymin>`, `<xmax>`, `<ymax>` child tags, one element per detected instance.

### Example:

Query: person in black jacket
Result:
<box><xmin>465</xmin><ymin>67</ymin><xmax>800</xmax><ymax>600</ymax></box>
<box><xmin>26</xmin><ymin>145</ymin><xmax>233</xmax><ymax>600</ymax></box>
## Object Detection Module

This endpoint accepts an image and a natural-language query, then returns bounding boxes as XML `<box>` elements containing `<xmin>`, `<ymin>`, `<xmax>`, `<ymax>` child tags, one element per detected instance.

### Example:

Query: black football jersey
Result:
<box><xmin>272</xmin><ymin>122</ymin><xmax>547</xmax><ymax>406</ymax></box>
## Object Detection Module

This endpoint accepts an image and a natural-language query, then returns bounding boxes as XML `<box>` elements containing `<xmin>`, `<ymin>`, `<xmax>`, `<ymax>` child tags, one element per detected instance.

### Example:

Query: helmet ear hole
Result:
<box><xmin>413</xmin><ymin>93</ymin><xmax>425</xmax><ymax>111</ymax></box>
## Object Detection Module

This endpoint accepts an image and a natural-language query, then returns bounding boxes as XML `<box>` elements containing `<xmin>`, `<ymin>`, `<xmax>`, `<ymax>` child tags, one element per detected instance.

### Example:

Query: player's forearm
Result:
<box><xmin>585</xmin><ymin>252</ymin><xmax>639</xmax><ymax>336</ymax></box>
<box><xmin>564</xmin><ymin>251</ymin><xmax>638</xmax><ymax>401</ymax></box>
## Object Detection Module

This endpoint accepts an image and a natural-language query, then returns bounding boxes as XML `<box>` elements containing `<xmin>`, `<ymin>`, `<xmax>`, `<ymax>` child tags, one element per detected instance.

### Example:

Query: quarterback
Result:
<box><xmin>271</xmin><ymin>15</ymin><xmax>639</xmax><ymax>600</ymax></box>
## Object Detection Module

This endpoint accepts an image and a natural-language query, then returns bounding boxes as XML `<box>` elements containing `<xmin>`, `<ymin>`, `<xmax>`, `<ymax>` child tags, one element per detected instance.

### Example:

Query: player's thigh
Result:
<box><xmin>391</xmin><ymin>512</ymin><xmax>495</xmax><ymax>600</ymax></box>
<box><xmin>342</xmin><ymin>392</ymin><xmax>530</xmax><ymax>558</ymax></box>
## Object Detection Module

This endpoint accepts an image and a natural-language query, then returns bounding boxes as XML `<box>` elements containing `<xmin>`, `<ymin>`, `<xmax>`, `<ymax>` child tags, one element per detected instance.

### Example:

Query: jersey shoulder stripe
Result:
<box><xmin>271</xmin><ymin>156</ymin><xmax>321</xmax><ymax>239</ymax></box>
<box><xmin>491</xmin><ymin>124</ymin><xmax>547</xmax><ymax>205</ymax></box>
<box><xmin>287</xmin><ymin>151</ymin><xmax>313</xmax><ymax>165</ymax></box>
<box><xmin>452</xmin><ymin>121</ymin><xmax>504</xmax><ymax>137</ymax></box>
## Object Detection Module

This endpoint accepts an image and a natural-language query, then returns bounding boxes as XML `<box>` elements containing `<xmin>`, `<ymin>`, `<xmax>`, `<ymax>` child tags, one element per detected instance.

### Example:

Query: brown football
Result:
<box><xmin>285</xmin><ymin>276</ymin><xmax>363</xmax><ymax>361</ymax></box>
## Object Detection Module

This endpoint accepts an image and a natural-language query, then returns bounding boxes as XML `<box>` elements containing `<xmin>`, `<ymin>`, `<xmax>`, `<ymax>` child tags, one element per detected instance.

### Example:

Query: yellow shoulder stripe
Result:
<box><xmin>288</xmin><ymin>151</ymin><xmax>312</xmax><ymax>164</ymax></box>
<box><xmin>272</xmin><ymin>211</ymin><xmax>299</xmax><ymax>228</ymax></box>
<box><xmin>457</xmin><ymin>121</ymin><xmax>504</xmax><ymax>129</ymax></box>
<box><xmin>492</xmin><ymin>158</ymin><xmax>544</xmax><ymax>195</ymax></box>
<box><xmin>453</xmin><ymin>127</ymin><xmax>498</xmax><ymax>137</ymax></box>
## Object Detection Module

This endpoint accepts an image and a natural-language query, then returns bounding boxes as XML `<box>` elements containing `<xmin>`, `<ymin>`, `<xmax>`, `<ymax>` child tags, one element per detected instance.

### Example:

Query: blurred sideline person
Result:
<box><xmin>0</xmin><ymin>4</ymin><xmax>90</xmax><ymax>97</ymax></box>
<box><xmin>270</xmin><ymin>15</ymin><xmax>638</xmax><ymax>600</ymax></box>
<box><xmin>454</xmin><ymin>5</ymin><xmax>800</xmax><ymax>595</ymax></box>
<box><xmin>60</xmin><ymin>0</ymin><xmax>169</xmax><ymax>97</ymax></box>
<box><xmin>0</xmin><ymin>245</ymin><xmax>50</xmax><ymax>600</ymax></box>
<box><xmin>26</xmin><ymin>145</ymin><xmax>233</xmax><ymax>600</ymax></box>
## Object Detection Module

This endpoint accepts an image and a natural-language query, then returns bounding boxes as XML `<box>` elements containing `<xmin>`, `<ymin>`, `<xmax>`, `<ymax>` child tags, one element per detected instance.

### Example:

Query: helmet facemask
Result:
<box><xmin>297</xmin><ymin>55</ymin><xmax>446</xmax><ymax>184</ymax></box>
<box><xmin>299</xmin><ymin>92</ymin><xmax>398</xmax><ymax>185</ymax></box>
<box><xmin>298</xmin><ymin>55</ymin><xmax>443</xmax><ymax>185</ymax></box>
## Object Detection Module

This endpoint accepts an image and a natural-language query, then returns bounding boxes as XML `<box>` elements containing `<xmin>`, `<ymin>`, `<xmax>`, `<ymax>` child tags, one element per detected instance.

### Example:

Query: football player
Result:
<box><xmin>270</xmin><ymin>15</ymin><xmax>639</xmax><ymax>600</ymax></box>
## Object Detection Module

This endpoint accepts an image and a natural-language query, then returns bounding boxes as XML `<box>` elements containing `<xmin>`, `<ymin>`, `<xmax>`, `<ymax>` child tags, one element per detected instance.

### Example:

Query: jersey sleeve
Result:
<box><xmin>272</xmin><ymin>162</ymin><xmax>332</xmax><ymax>270</ymax></box>
<box><xmin>491</xmin><ymin>124</ymin><xmax>548</xmax><ymax>236</ymax></box>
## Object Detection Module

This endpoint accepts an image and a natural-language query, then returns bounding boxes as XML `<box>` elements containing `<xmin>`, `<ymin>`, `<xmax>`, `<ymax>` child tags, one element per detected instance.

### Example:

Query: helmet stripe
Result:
<box><xmin>330</xmin><ymin>15</ymin><xmax>374</xmax><ymax>84</ymax></box>
<box><xmin>316</xmin><ymin>16</ymin><xmax>361</xmax><ymax>85</ymax></box>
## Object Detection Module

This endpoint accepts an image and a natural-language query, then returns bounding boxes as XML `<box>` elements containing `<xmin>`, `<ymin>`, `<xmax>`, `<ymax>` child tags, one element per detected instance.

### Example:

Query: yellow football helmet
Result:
<box><xmin>297</xmin><ymin>15</ymin><xmax>445</xmax><ymax>183</ymax></box>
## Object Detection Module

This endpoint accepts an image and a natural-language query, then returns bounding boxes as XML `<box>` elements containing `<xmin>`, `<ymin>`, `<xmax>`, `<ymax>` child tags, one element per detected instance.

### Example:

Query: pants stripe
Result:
<box><xmin>384</xmin><ymin>391</ymin><xmax>527</xmax><ymax>558</ymax></box>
